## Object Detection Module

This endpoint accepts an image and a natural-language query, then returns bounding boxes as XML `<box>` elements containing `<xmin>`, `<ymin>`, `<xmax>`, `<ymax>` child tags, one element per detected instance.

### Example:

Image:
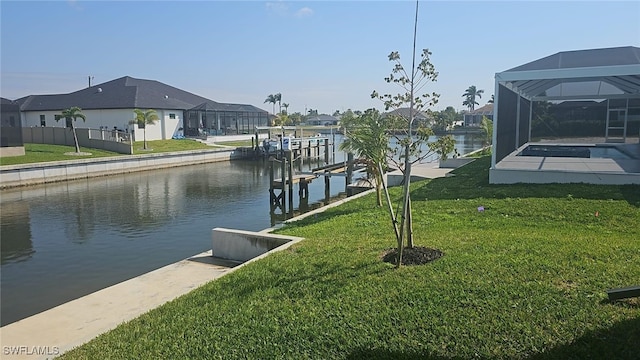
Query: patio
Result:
<box><xmin>492</xmin><ymin>141</ymin><xmax>640</xmax><ymax>185</ymax></box>
<box><xmin>489</xmin><ymin>46</ymin><xmax>640</xmax><ymax>185</ymax></box>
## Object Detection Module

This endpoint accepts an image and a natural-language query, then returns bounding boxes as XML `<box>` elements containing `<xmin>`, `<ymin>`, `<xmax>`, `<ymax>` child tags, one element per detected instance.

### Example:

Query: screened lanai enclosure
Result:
<box><xmin>490</xmin><ymin>46</ymin><xmax>640</xmax><ymax>185</ymax></box>
<box><xmin>184</xmin><ymin>102</ymin><xmax>269</xmax><ymax>136</ymax></box>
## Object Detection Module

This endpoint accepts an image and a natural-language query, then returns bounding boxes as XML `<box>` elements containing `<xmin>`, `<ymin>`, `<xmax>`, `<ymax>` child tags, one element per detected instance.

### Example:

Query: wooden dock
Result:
<box><xmin>271</xmin><ymin>174</ymin><xmax>317</xmax><ymax>188</ymax></box>
<box><xmin>268</xmin><ymin>151</ymin><xmax>356</xmax><ymax>217</ymax></box>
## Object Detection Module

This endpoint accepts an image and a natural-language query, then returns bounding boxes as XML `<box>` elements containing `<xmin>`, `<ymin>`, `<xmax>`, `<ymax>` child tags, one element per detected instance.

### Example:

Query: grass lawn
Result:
<box><xmin>0</xmin><ymin>143</ymin><xmax>122</xmax><ymax>166</ymax></box>
<box><xmin>61</xmin><ymin>156</ymin><xmax>639</xmax><ymax>359</ymax></box>
<box><xmin>132</xmin><ymin>139</ymin><xmax>217</xmax><ymax>153</ymax></box>
<box><xmin>0</xmin><ymin>140</ymin><xmax>218</xmax><ymax>166</ymax></box>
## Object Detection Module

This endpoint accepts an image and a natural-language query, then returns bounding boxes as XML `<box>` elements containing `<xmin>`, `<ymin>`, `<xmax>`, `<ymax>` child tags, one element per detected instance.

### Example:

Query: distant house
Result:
<box><xmin>383</xmin><ymin>107</ymin><xmax>433</xmax><ymax>127</ymax></box>
<box><xmin>463</xmin><ymin>104</ymin><xmax>493</xmax><ymax>127</ymax></box>
<box><xmin>0</xmin><ymin>97</ymin><xmax>24</xmax><ymax>157</ymax></box>
<box><xmin>14</xmin><ymin>76</ymin><xmax>269</xmax><ymax>141</ymax></box>
<box><xmin>305</xmin><ymin>114</ymin><xmax>339</xmax><ymax>126</ymax></box>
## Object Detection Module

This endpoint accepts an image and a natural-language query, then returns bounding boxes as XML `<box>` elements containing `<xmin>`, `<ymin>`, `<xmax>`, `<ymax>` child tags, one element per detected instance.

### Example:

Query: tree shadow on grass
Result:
<box><xmin>527</xmin><ymin>316</ymin><xmax>640</xmax><ymax>360</ymax></box>
<box><xmin>344</xmin><ymin>316</ymin><xmax>640</xmax><ymax>360</ymax></box>
<box><xmin>411</xmin><ymin>156</ymin><xmax>640</xmax><ymax>207</ymax></box>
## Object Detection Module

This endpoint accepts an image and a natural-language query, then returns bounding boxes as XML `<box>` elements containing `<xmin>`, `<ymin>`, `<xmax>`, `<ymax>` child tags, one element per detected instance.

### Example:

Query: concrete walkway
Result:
<box><xmin>0</xmin><ymin>252</ymin><xmax>239</xmax><ymax>360</ymax></box>
<box><xmin>410</xmin><ymin>162</ymin><xmax>457</xmax><ymax>179</ymax></box>
<box><xmin>386</xmin><ymin>161</ymin><xmax>461</xmax><ymax>186</ymax></box>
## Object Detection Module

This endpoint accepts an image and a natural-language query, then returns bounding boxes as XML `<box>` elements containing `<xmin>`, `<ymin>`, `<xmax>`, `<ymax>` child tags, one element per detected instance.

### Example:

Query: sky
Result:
<box><xmin>1</xmin><ymin>0</ymin><xmax>639</xmax><ymax>115</ymax></box>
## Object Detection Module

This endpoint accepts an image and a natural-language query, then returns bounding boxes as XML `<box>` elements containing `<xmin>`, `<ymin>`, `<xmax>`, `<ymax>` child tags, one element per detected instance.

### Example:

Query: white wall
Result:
<box><xmin>160</xmin><ymin>110</ymin><xmax>182</xmax><ymax>139</ymax></box>
<box><xmin>22</xmin><ymin>108</ymin><xmax>183</xmax><ymax>142</ymax></box>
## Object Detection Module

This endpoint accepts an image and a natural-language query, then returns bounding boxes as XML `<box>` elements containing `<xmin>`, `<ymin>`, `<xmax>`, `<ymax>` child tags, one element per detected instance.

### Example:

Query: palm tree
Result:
<box><xmin>462</xmin><ymin>85</ymin><xmax>484</xmax><ymax>111</ymax></box>
<box><xmin>275</xmin><ymin>93</ymin><xmax>282</xmax><ymax>114</ymax></box>
<box><xmin>282</xmin><ymin>103</ymin><xmax>289</xmax><ymax>115</ymax></box>
<box><xmin>131</xmin><ymin>109</ymin><xmax>159</xmax><ymax>150</ymax></box>
<box><xmin>55</xmin><ymin>106</ymin><xmax>86</xmax><ymax>153</ymax></box>
<box><xmin>488</xmin><ymin>94</ymin><xmax>494</xmax><ymax>104</ymax></box>
<box><xmin>264</xmin><ymin>94</ymin><xmax>277</xmax><ymax>114</ymax></box>
<box><xmin>462</xmin><ymin>97</ymin><xmax>476</xmax><ymax>112</ymax></box>
<box><xmin>339</xmin><ymin>109</ymin><xmax>389</xmax><ymax>207</ymax></box>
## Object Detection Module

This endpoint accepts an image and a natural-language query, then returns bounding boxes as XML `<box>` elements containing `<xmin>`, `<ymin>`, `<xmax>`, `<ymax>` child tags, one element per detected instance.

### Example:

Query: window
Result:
<box><xmin>169</xmin><ymin>113</ymin><xmax>176</xmax><ymax>119</ymax></box>
<box><xmin>40</xmin><ymin>115</ymin><xmax>46</xmax><ymax>127</ymax></box>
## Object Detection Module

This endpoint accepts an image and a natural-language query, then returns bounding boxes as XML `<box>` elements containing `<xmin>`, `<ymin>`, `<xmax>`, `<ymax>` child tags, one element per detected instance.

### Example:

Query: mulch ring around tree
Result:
<box><xmin>382</xmin><ymin>246</ymin><xmax>444</xmax><ymax>266</ymax></box>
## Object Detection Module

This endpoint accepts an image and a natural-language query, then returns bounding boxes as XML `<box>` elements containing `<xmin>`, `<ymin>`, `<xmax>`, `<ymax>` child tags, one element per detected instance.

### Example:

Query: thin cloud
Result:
<box><xmin>295</xmin><ymin>7</ymin><xmax>313</xmax><ymax>18</ymax></box>
<box><xmin>265</xmin><ymin>1</ymin><xmax>288</xmax><ymax>16</ymax></box>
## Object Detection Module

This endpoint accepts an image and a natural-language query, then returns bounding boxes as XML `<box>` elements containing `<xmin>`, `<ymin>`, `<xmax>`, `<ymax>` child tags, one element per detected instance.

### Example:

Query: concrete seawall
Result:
<box><xmin>0</xmin><ymin>148</ymin><xmax>245</xmax><ymax>189</ymax></box>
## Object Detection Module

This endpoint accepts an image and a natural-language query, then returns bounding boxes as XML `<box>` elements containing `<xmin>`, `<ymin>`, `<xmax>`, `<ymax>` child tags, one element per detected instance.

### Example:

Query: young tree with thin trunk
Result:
<box><xmin>367</xmin><ymin>1</ymin><xmax>454</xmax><ymax>267</ymax></box>
<box><xmin>55</xmin><ymin>106</ymin><xmax>86</xmax><ymax>153</ymax></box>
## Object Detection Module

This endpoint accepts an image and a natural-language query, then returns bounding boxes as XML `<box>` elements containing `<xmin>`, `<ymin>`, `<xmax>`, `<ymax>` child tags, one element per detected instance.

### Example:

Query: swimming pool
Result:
<box><xmin>518</xmin><ymin>144</ymin><xmax>634</xmax><ymax>160</ymax></box>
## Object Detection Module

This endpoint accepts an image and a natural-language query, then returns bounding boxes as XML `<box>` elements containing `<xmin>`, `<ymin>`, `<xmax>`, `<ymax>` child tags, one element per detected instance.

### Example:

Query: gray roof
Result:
<box><xmin>497</xmin><ymin>46</ymin><xmax>640</xmax><ymax>100</ymax></box>
<box><xmin>1</xmin><ymin>97</ymin><xmax>18</xmax><ymax>105</ymax></box>
<box><xmin>16</xmin><ymin>76</ymin><xmax>268</xmax><ymax>113</ymax></box>
<box><xmin>507</xmin><ymin>46</ymin><xmax>640</xmax><ymax>72</ymax></box>
<box><xmin>468</xmin><ymin>104</ymin><xmax>493</xmax><ymax>115</ymax></box>
<box><xmin>1</xmin><ymin>97</ymin><xmax>20</xmax><ymax>113</ymax></box>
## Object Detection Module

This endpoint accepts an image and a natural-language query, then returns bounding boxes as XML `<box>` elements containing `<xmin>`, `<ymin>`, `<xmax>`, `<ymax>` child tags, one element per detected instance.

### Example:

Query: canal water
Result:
<box><xmin>0</xmin><ymin>134</ymin><xmax>483</xmax><ymax>326</ymax></box>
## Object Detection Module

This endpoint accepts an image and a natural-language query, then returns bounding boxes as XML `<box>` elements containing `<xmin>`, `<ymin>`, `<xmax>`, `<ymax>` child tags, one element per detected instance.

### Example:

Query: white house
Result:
<box><xmin>15</xmin><ymin>76</ymin><xmax>269</xmax><ymax>141</ymax></box>
<box><xmin>463</xmin><ymin>104</ymin><xmax>493</xmax><ymax>127</ymax></box>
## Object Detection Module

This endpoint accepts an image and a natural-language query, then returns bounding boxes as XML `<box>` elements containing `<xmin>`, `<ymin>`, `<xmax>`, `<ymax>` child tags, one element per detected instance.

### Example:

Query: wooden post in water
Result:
<box><xmin>346</xmin><ymin>152</ymin><xmax>354</xmax><ymax>189</ymax></box>
<box><xmin>332</xmin><ymin>131</ymin><xmax>336</xmax><ymax>158</ymax></box>
<box><xmin>269</xmin><ymin>158</ymin><xmax>275</xmax><ymax>208</ymax></box>
<box><xmin>281</xmin><ymin>150</ymin><xmax>286</xmax><ymax>212</ymax></box>
<box><xmin>324</xmin><ymin>170</ymin><xmax>330</xmax><ymax>203</ymax></box>
<box><xmin>324</xmin><ymin>138</ymin><xmax>330</xmax><ymax>165</ymax></box>
<box><xmin>269</xmin><ymin>158</ymin><xmax>274</xmax><ymax>192</ymax></box>
<box><xmin>269</xmin><ymin>157</ymin><xmax>285</xmax><ymax>212</ymax></box>
<box><xmin>299</xmin><ymin>178</ymin><xmax>309</xmax><ymax>198</ymax></box>
<box><xmin>287</xmin><ymin>150</ymin><xmax>294</xmax><ymax>215</ymax></box>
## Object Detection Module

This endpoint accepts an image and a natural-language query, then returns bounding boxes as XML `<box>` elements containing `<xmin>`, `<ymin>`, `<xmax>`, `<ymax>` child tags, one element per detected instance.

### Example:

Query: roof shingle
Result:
<box><xmin>16</xmin><ymin>76</ymin><xmax>267</xmax><ymax>114</ymax></box>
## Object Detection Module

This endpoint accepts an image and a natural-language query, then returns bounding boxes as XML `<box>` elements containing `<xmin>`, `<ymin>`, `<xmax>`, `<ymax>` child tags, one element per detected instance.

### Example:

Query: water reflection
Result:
<box><xmin>0</xmin><ymin>201</ymin><xmax>34</xmax><ymax>264</ymax></box>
